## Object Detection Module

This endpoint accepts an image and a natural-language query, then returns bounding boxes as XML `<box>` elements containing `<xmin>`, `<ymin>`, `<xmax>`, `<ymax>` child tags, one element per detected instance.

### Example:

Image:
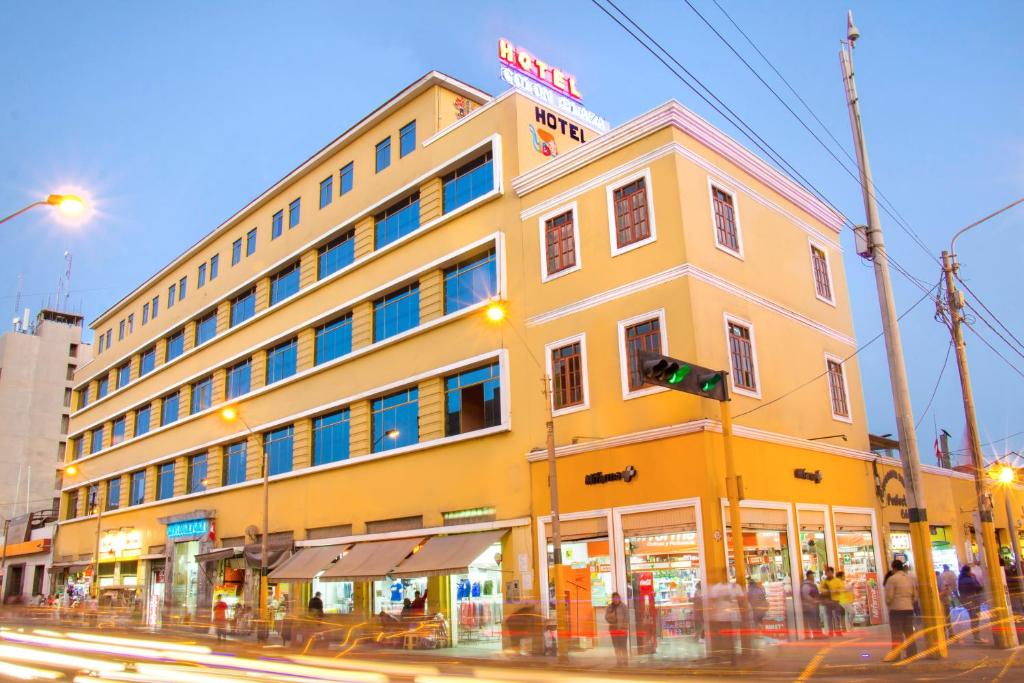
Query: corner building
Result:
<box><xmin>55</xmin><ymin>71</ymin><xmax>976</xmax><ymax>656</ymax></box>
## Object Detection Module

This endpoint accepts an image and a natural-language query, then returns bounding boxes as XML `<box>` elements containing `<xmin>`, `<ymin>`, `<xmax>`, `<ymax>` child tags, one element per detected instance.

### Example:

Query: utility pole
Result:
<box><xmin>941</xmin><ymin>251</ymin><xmax>1017</xmax><ymax>647</ymax></box>
<box><xmin>840</xmin><ymin>12</ymin><xmax>947</xmax><ymax>657</ymax></box>
<box><xmin>542</xmin><ymin>376</ymin><xmax>570</xmax><ymax>661</ymax></box>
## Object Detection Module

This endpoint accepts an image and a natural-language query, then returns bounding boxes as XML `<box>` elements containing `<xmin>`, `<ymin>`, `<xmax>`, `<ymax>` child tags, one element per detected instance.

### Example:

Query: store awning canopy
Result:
<box><xmin>244</xmin><ymin>540</ymin><xmax>292</xmax><ymax>570</ymax></box>
<box><xmin>390</xmin><ymin>530</ymin><xmax>505</xmax><ymax>578</ymax></box>
<box><xmin>319</xmin><ymin>537</ymin><xmax>424</xmax><ymax>582</ymax></box>
<box><xmin>196</xmin><ymin>547</ymin><xmax>241</xmax><ymax>563</ymax></box>
<box><xmin>268</xmin><ymin>544</ymin><xmax>348</xmax><ymax>582</ymax></box>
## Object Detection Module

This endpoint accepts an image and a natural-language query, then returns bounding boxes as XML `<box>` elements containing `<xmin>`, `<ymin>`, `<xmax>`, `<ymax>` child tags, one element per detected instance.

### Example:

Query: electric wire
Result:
<box><xmin>950</xmin><ymin>430</ymin><xmax>1024</xmax><ymax>454</ymax></box>
<box><xmin>962</xmin><ymin>319</ymin><xmax>1024</xmax><ymax>381</ymax></box>
<box><xmin>914</xmin><ymin>340</ymin><xmax>952</xmax><ymax>429</ymax></box>
<box><xmin>962</xmin><ymin>301</ymin><xmax>1024</xmax><ymax>363</ymax></box>
<box><xmin>956</xmin><ymin>278</ymin><xmax>1024</xmax><ymax>354</ymax></box>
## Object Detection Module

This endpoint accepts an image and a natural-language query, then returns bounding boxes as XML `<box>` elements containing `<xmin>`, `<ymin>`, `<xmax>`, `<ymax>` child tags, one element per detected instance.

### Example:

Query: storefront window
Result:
<box><xmin>834</xmin><ymin>511</ymin><xmax>882</xmax><ymax>626</ymax></box>
<box><xmin>311</xmin><ymin>577</ymin><xmax>354</xmax><ymax>614</ymax></box>
<box><xmin>724</xmin><ymin>506</ymin><xmax>796</xmax><ymax>640</ymax></box>
<box><xmin>171</xmin><ymin>540</ymin><xmax>199</xmax><ymax>614</ymax></box>
<box><xmin>931</xmin><ymin>526</ymin><xmax>959</xmax><ymax>572</ymax></box>
<box><xmin>374</xmin><ymin>577</ymin><xmax>428</xmax><ymax>616</ymax></box>
<box><xmin>449</xmin><ymin>543</ymin><xmax>503</xmax><ymax>646</ymax></box>
<box><xmin>798</xmin><ymin>509</ymin><xmax>830</xmax><ymax>578</ymax></box>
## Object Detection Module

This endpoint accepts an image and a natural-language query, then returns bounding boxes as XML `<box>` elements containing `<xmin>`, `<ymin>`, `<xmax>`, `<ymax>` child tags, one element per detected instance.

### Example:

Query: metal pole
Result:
<box><xmin>543</xmin><ymin>375</ymin><xmax>570</xmax><ymax>661</ymax></box>
<box><xmin>720</xmin><ymin>399</ymin><xmax>747</xmax><ymax>589</ymax></box>
<box><xmin>91</xmin><ymin>486</ymin><xmax>103</xmax><ymax>599</ymax></box>
<box><xmin>0</xmin><ymin>519</ymin><xmax>10</xmax><ymax>598</ymax></box>
<box><xmin>840</xmin><ymin>25</ymin><xmax>947</xmax><ymax>657</ymax></box>
<box><xmin>941</xmin><ymin>251</ymin><xmax>1016</xmax><ymax>647</ymax></box>
<box><xmin>1004</xmin><ymin>486</ymin><xmax>1022</xmax><ymax>577</ymax></box>
<box><xmin>261</xmin><ymin>433</ymin><xmax>269</xmax><ymax>627</ymax></box>
<box><xmin>0</xmin><ymin>201</ymin><xmax>46</xmax><ymax>226</ymax></box>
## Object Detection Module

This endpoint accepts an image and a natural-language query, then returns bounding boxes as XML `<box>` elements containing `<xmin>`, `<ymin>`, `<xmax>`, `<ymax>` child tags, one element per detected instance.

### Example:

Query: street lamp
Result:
<box><xmin>989</xmin><ymin>461</ymin><xmax>1022</xmax><ymax>575</ymax></box>
<box><xmin>0</xmin><ymin>194</ymin><xmax>86</xmax><ymax>225</ymax></box>
<box><xmin>219</xmin><ymin>406</ymin><xmax>270</xmax><ymax>625</ymax></box>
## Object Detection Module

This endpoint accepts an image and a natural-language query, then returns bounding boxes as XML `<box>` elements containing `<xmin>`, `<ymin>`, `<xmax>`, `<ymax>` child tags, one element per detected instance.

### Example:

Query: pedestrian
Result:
<box><xmin>957</xmin><ymin>565</ymin><xmax>985</xmax><ymax>643</ymax></box>
<box><xmin>821</xmin><ymin>566</ymin><xmax>845</xmax><ymax>636</ymax></box>
<box><xmin>605</xmin><ymin>591</ymin><xmax>629</xmax><ymax>666</ymax></box>
<box><xmin>410</xmin><ymin>588</ymin><xmax>428</xmax><ymax>615</ymax></box>
<box><xmin>938</xmin><ymin>564</ymin><xmax>957</xmax><ymax>636</ymax></box>
<box><xmin>307</xmin><ymin>591</ymin><xmax>324</xmax><ymax>619</ymax></box>
<box><xmin>800</xmin><ymin>570</ymin><xmax>824</xmax><ymax>638</ymax></box>
<box><xmin>835</xmin><ymin>571</ymin><xmax>854</xmax><ymax>631</ymax></box>
<box><xmin>884</xmin><ymin>560</ymin><xmax>918</xmax><ymax>660</ymax></box>
<box><xmin>747</xmin><ymin>579</ymin><xmax>769</xmax><ymax>634</ymax></box>
<box><xmin>691</xmin><ymin>582</ymin><xmax>705</xmax><ymax>642</ymax></box>
<box><xmin>707</xmin><ymin>580</ymin><xmax>742</xmax><ymax>662</ymax></box>
<box><xmin>212</xmin><ymin>594</ymin><xmax>228</xmax><ymax>642</ymax></box>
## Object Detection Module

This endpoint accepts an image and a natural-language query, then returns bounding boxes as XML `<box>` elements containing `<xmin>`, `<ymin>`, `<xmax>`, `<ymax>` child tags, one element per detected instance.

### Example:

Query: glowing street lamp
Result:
<box><xmin>485</xmin><ymin>302</ymin><xmax>506</xmax><ymax>322</ymax></box>
<box><xmin>0</xmin><ymin>193</ymin><xmax>87</xmax><ymax>225</ymax></box>
<box><xmin>990</xmin><ymin>461</ymin><xmax>1023</xmax><ymax>575</ymax></box>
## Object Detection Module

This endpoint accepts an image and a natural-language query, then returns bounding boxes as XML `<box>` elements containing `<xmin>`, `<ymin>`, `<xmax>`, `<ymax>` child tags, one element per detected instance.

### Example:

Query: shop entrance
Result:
<box><xmin>797</xmin><ymin>508</ymin><xmax>831</xmax><ymax>578</ymax></box>
<box><xmin>834</xmin><ymin>511</ymin><xmax>883</xmax><ymax>626</ymax></box>
<box><xmin>544</xmin><ymin>516</ymin><xmax>611</xmax><ymax>650</ymax></box>
<box><xmin>171</xmin><ymin>541</ymin><xmax>199</xmax><ymax>614</ymax></box>
<box><xmin>449</xmin><ymin>542</ymin><xmax>503</xmax><ymax>648</ymax></box>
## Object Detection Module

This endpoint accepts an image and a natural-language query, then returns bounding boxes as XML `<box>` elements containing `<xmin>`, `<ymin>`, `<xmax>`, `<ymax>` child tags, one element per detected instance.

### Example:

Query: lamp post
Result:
<box><xmin>0</xmin><ymin>194</ymin><xmax>85</xmax><ymax>225</ymax></box>
<box><xmin>991</xmin><ymin>463</ymin><xmax>1022</xmax><ymax>576</ymax></box>
<box><xmin>219</xmin><ymin>407</ymin><xmax>269</xmax><ymax>625</ymax></box>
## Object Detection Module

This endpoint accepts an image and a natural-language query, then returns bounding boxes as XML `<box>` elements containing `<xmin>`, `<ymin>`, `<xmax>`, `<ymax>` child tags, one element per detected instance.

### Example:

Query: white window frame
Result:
<box><xmin>544</xmin><ymin>333</ymin><xmax>590</xmax><ymax>416</ymax></box>
<box><xmin>707</xmin><ymin>177</ymin><xmax>744</xmax><ymax>260</ymax></box>
<box><xmin>824</xmin><ymin>353</ymin><xmax>853</xmax><ymax>423</ymax></box>
<box><xmin>808</xmin><ymin>239</ymin><xmax>837</xmax><ymax>306</ymax></box>
<box><xmin>538</xmin><ymin>201</ymin><xmax>582</xmax><ymax>283</ymax></box>
<box><xmin>722</xmin><ymin>313</ymin><xmax>761</xmax><ymax>399</ymax></box>
<box><xmin>617</xmin><ymin>308</ymin><xmax>669</xmax><ymax>400</ymax></box>
<box><xmin>606</xmin><ymin>167</ymin><xmax>657</xmax><ymax>257</ymax></box>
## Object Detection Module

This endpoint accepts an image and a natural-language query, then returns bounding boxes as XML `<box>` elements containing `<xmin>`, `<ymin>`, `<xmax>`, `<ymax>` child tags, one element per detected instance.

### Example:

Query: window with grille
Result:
<box><xmin>551</xmin><ymin>341</ymin><xmax>584</xmax><ymax>409</ymax></box>
<box><xmin>712</xmin><ymin>186</ymin><xmax>740</xmax><ymax>253</ymax></box>
<box><xmin>811</xmin><ymin>245</ymin><xmax>833</xmax><ymax>301</ymax></box>
<box><xmin>827</xmin><ymin>359</ymin><xmax>849</xmax><ymax>418</ymax></box>
<box><xmin>624</xmin><ymin>318</ymin><xmax>662</xmax><ymax>391</ymax></box>
<box><xmin>727</xmin><ymin>321</ymin><xmax>757</xmax><ymax>391</ymax></box>
<box><xmin>544</xmin><ymin>209</ymin><xmax>577</xmax><ymax>277</ymax></box>
<box><xmin>613</xmin><ymin>177</ymin><xmax>651</xmax><ymax>249</ymax></box>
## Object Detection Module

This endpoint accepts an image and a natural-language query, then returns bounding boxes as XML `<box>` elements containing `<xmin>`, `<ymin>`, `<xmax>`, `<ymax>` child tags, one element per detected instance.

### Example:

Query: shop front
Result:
<box><xmin>833</xmin><ymin>508</ymin><xmax>884</xmax><ymax>627</ymax></box>
<box><xmin>157</xmin><ymin>511</ymin><xmax>216</xmax><ymax>619</ymax></box>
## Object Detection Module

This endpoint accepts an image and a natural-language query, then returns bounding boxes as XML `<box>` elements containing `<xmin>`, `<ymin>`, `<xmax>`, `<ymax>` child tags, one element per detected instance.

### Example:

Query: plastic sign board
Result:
<box><xmin>99</xmin><ymin>528</ymin><xmax>142</xmax><ymax>559</ymax></box>
<box><xmin>166</xmin><ymin>518</ymin><xmax>209</xmax><ymax>540</ymax></box>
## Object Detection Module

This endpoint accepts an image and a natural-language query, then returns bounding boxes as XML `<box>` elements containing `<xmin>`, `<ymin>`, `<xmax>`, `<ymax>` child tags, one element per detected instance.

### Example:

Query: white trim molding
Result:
<box><xmin>606</xmin><ymin>167</ymin><xmax>658</xmax><ymax>257</ymax></box>
<box><xmin>723</xmin><ymin>312</ymin><xmax>762</xmax><ymax>400</ymax></box>
<box><xmin>707</xmin><ymin>177</ymin><xmax>744</xmax><ymax>260</ymax></box>
<box><xmin>544</xmin><ymin>333</ymin><xmax>590</xmax><ymax>416</ymax></box>
<box><xmin>616</xmin><ymin>308</ymin><xmax>669</xmax><ymax>401</ymax></box>
<box><xmin>537</xmin><ymin>201</ymin><xmax>582</xmax><ymax>283</ymax></box>
<box><xmin>824</xmin><ymin>353</ymin><xmax>854</xmax><ymax>424</ymax></box>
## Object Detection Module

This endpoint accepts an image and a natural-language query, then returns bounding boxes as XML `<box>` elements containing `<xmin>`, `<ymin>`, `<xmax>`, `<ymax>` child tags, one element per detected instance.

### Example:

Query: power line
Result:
<box><xmin>950</xmin><ymin>429</ymin><xmax>1024</xmax><ymax>454</ymax></box>
<box><xmin>956</xmin><ymin>278</ymin><xmax>1024</xmax><ymax>354</ymax></box>
<box><xmin>962</xmin><ymin>319</ymin><xmax>1024</xmax><ymax>381</ymax></box>
<box><xmin>915</xmin><ymin>341</ymin><xmax>952</xmax><ymax>429</ymax></box>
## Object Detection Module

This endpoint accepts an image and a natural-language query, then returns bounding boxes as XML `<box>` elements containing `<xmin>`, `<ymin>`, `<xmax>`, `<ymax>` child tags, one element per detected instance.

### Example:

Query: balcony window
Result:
<box><xmin>317</xmin><ymin>230</ymin><xmax>355</xmax><ymax>279</ymax></box>
<box><xmin>372</xmin><ymin>388</ymin><xmax>418</xmax><ymax>453</ymax></box>
<box><xmin>195</xmin><ymin>311</ymin><xmax>217</xmax><ymax>346</ymax></box>
<box><xmin>225</xmin><ymin>359</ymin><xmax>251</xmax><ymax>399</ymax></box>
<box><xmin>269</xmin><ymin>263</ymin><xmax>300</xmax><ymax>305</ymax></box>
<box><xmin>312</xmin><ymin>409</ymin><xmax>350</xmax><ymax>466</ymax></box>
<box><xmin>442</xmin><ymin>152</ymin><xmax>494</xmax><ymax>213</ymax></box>
<box><xmin>374</xmin><ymin>193</ymin><xmax>419</xmax><ymax>249</ymax></box>
<box><xmin>266</xmin><ymin>338</ymin><xmax>297</xmax><ymax>385</ymax></box>
<box><xmin>373</xmin><ymin>284</ymin><xmax>419</xmax><ymax>342</ymax></box>
<box><xmin>231</xmin><ymin>289</ymin><xmax>256</xmax><ymax>327</ymax></box>
<box><xmin>443</xmin><ymin>249</ymin><xmax>496</xmax><ymax>313</ymax></box>
<box><xmin>223</xmin><ymin>442</ymin><xmax>247</xmax><ymax>486</ymax></box>
<box><xmin>264</xmin><ymin>426</ymin><xmax>294</xmax><ymax>476</ymax></box>
<box><xmin>315</xmin><ymin>314</ymin><xmax>352</xmax><ymax>365</ymax></box>
<box><xmin>190</xmin><ymin>376</ymin><xmax>213</xmax><ymax>414</ymax></box>
<box><xmin>445</xmin><ymin>363</ymin><xmax>501</xmax><ymax>436</ymax></box>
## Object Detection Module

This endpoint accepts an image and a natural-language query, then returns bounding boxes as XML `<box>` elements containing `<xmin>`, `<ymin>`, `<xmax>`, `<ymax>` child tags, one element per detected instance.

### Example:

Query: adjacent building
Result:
<box><xmin>53</xmin><ymin>69</ymin><xmax>1009</xmax><ymax>657</ymax></box>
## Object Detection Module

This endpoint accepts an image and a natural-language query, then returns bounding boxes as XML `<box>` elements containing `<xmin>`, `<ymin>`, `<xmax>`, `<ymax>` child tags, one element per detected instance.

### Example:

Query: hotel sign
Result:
<box><xmin>498</xmin><ymin>38</ymin><xmax>610</xmax><ymax>134</ymax></box>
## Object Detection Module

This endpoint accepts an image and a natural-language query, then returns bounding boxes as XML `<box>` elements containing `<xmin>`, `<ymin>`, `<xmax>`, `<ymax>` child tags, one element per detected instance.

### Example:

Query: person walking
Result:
<box><xmin>957</xmin><ymin>565</ymin><xmax>985</xmax><ymax>643</ymax></box>
<box><xmin>212</xmin><ymin>594</ymin><xmax>229</xmax><ymax>643</ymax></box>
<box><xmin>707</xmin><ymin>580</ymin><xmax>742</xmax><ymax>663</ymax></box>
<box><xmin>938</xmin><ymin>564</ymin><xmax>957</xmax><ymax>636</ymax></box>
<box><xmin>800</xmin><ymin>571</ymin><xmax>824</xmax><ymax>638</ymax></box>
<box><xmin>747</xmin><ymin>579</ymin><xmax>769</xmax><ymax>635</ymax></box>
<box><xmin>821</xmin><ymin>567</ymin><xmax>845</xmax><ymax>636</ymax></box>
<box><xmin>605</xmin><ymin>591</ymin><xmax>629</xmax><ymax>666</ymax></box>
<box><xmin>884</xmin><ymin>560</ymin><xmax>919</xmax><ymax>660</ymax></box>
<box><xmin>307</xmin><ymin>591</ymin><xmax>324</xmax><ymax>619</ymax></box>
<box><xmin>691</xmin><ymin>582</ymin><xmax>705</xmax><ymax>643</ymax></box>
<box><xmin>835</xmin><ymin>571</ymin><xmax>854</xmax><ymax>632</ymax></box>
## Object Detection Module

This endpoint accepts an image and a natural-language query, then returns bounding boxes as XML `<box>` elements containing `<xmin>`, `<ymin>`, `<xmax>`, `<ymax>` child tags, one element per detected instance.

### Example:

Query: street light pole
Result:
<box><xmin>91</xmin><ymin>485</ymin><xmax>104</xmax><ymax>600</ymax></box>
<box><xmin>839</xmin><ymin>14</ymin><xmax>947</xmax><ymax>657</ymax></box>
<box><xmin>542</xmin><ymin>375</ymin><xmax>570</xmax><ymax>661</ymax></box>
<box><xmin>0</xmin><ymin>194</ymin><xmax>85</xmax><ymax>225</ymax></box>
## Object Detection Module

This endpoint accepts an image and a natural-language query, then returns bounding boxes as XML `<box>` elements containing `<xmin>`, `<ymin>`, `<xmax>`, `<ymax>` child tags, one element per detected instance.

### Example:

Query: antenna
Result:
<box><xmin>12</xmin><ymin>274</ymin><xmax>22</xmax><ymax>331</ymax></box>
<box><xmin>63</xmin><ymin>251</ymin><xmax>73</xmax><ymax>311</ymax></box>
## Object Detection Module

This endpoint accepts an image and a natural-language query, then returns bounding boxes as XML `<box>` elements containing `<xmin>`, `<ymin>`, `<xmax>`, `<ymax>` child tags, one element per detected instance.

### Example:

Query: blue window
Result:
<box><xmin>198</xmin><ymin>263</ymin><xmax>207</xmax><ymax>289</ymax></box>
<box><xmin>119</xmin><ymin>320</ymin><xmax>125</xmax><ymax>341</ymax></box>
<box><xmin>97</xmin><ymin>376</ymin><xmax>109</xmax><ymax>399</ymax></box>
<box><xmin>161</xmin><ymin>391</ymin><xmax>180</xmax><ymax>426</ymax></box>
<box><xmin>313</xmin><ymin>409</ymin><xmax>350</xmax><ymax>466</ymax></box>
<box><xmin>374</xmin><ymin>193</ymin><xmax>420</xmax><ymax>249</ymax></box>
<box><xmin>166</xmin><ymin>330</ymin><xmax>184</xmax><ymax>362</ymax></box>
<box><xmin>225</xmin><ymin>359</ymin><xmax>251</xmax><ymax>399</ymax></box>
<box><xmin>87</xmin><ymin>484</ymin><xmax>98</xmax><ymax>514</ymax></box>
<box><xmin>373</xmin><ymin>284</ymin><xmax>419</xmax><ymax>342</ymax></box>
<box><xmin>129</xmin><ymin>470</ymin><xmax>146</xmax><ymax>506</ymax></box>
<box><xmin>317</xmin><ymin>231</ymin><xmax>355</xmax><ymax>279</ymax></box>
<box><xmin>106</xmin><ymin>329</ymin><xmax>111</xmax><ymax>349</ymax></box>
<box><xmin>111</xmin><ymin>416</ymin><xmax>126</xmax><ymax>445</ymax></box>
<box><xmin>178</xmin><ymin>277</ymin><xmax>187</xmax><ymax>301</ymax></box>
<box><xmin>142</xmin><ymin>302</ymin><xmax>149</xmax><ymax>325</ymax></box>
<box><xmin>157</xmin><ymin>462</ymin><xmax>175</xmax><ymax>500</ymax></box>
<box><xmin>117</xmin><ymin>363</ymin><xmax>131</xmax><ymax>389</ymax></box>
<box><xmin>445</xmin><ymin>363</ymin><xmax>501</xmax><ymax>436</ymax></box>
<box><xmin>320</xmin><ymin>176</ymin><xmax>333</xmax><ymax>209</ymax></box>
<box><xmin>106</xmin><ymin>478</ymin><xmax>120</xmax><ymax>511</ymax></box>
<box><xmin>73</xmin><ymin>436</ymin><xmax>84</xmax><ymax>459</ymax></box>
<box><xmin>231</xmin><ymin>289</ymin><xmax>256</xmax><ymax>327</ymax></box>
<box><xmin>399</xmin><ymin>121</ymin><xmax>416</xmax><ymax>157</ymax></box>
<box><xmin>168</xmin><ymin>283</ymin><xmax>176</xmax><ymax>308</ymax></box>
<box><xmin>79</xmin><ymin>386</ymin><xmax>90</xmax><ymax>409</ymax></box>
<box><xmin>270</xmin><ymin>263</ymin><xmax>300</xmax><ymax>305</ymax></box>
<box><xmin>266</xmin><ymin>338</ymin><xmax>297</xmax><ymax>385</ymax></box>
<box><xmin>375</xmin><ymin>137</ymin><xmax>391</xmax><ymax>173</ymax></box>
<box><xmin>444</xmin><ymin>249</ymin><xmax>497</xmax><ymax>313</ymax></box>
<box><xmin>315</xmin><ymin>314</ymin><xmax>352</xmax><ymax>365</ymax></box>
<box><xmin>264</xmin><ymin>426</ymin><xmax>294</xmax><ymax>476</ymax></box>
<box><xmin>340</xmin><ymin>162</ymin><xmax>353</xmax><ymax>195</ymax></box>
<box><xmin>134</xmin><ymin>404</ymin><xmax>151</xmax><ymax>437</ymax></box>
<box><xmin>210</xmin><ymin>255</ymin><xmax>219</xmax><ymax>280</ymax></box>
<box><xmin>232</xmin><ymin>239</ymin><xmax>242</xmax><ymax>265</ymax></box>
<box><xmin>128</xmin><ymin>314</ymin><xmax>134</xmax><ymax>334</ymax></box>
<box><xmin>442</xmin><ymin>152</ymin><xmax>494</xmax><ymax>213</ymax></box>
<box><xmin>372</xmin><ymin>388</ymin><xmax>418</xmax><ymax>452</ymax></box>
<box><xmin>139</xmin><ymin>347</ymin><xmax>156</xmax><ymax>376</ymax></box>
<box><xmin>152</xmin><ymin>295</ymin><xmax>159</xmax><ymax>319</ymax></box>
<box><xmin>191</xmin><ymin>376</ymin><xmax>213</xmax><ymax>414</ymax></box>
<box><xmin>223</xmin><ymin>442</ymin><xmax>247</xmax><ymax>485</ymax></box>
<box><xmin>195</xmin><ymin>311</ymin><xmax>217</xmax><ymax>346</ymax></box>
<box><xmin>65</xmin><ymin>490</ymin><xmax>79</xmax><ymax>519</ymax></box>
<box><xmin>289</xmin><ymin>198</ymin><xmax>301</xmax><ymax>228</ymax></box>
<box><xmin>246</xmin><ymin>228</ymin><xmax>257</xmax><ymax>256</ymax></box>
<box><xmin>187</xmin><ymin>453</ymin><xmax>208</xmax><ymax>494</ymax></box>
<box><xmin>272</xmin><ymin>210</ymin><xmax>283</xmax><ymax>239</ymax></box>
<box><xmin>91</xmin><ymin>427</ymin><xmax>104</xmax><ymax>453</ymax></box>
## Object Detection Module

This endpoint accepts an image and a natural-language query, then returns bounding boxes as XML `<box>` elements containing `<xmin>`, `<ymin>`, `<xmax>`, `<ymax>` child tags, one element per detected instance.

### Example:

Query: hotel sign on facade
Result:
<box><xmin>498</xmin><ymin>38</ymin><xmax>610</xmax><ymax>133</ymax></box>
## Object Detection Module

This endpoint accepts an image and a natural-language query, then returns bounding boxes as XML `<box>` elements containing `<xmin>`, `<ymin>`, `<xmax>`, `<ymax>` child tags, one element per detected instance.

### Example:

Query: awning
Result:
<box><xmin>318</xmin><ymin>537</ymin><xmax>424</xmax><ymax>582</ymax></box>
<box><xmin>244</xmin><ymin>540</ymin><xmax>293</xmax><ymax>570</ymax></box>
<box><xmin>49</xmin><ymin>562</ymin><xmax>90</xmax><ymax>573</ymax></box>
<box><xmin>196</xmin><ymin>547</ymin><xmax>242</xmax><ymax>563</ymax></box>
<box><xmin>390</xmin><ymin>530</ymin><xmax>506</xmax><ymax>578</ymax></box>
<box><xmin>268</xmin><ymin>544</ymin><xmax>348</xmax><ymax>582</ymax></box>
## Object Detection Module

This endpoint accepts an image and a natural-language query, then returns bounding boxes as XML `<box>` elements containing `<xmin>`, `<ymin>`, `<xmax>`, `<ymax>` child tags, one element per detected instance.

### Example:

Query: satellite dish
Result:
<box><xmin>245</xmin><ymin>525</ymin><xmax>260</xmax><ymax>543</ymax></box>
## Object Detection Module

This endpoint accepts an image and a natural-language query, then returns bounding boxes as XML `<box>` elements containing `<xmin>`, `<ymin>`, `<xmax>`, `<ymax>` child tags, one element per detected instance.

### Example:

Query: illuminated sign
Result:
<box><xmin>99</xmin><ymin>528</ymin><xmax>142</xmax><ymax>559</ymax></box>
<box><xmin>167</xmin><ymin>518</ymin><xmax>209</xmax><ymax>540</ymax></box>
<box><xmin>499</xmin><ymin>39</ymin><xmax>581</xmax><ymax>100</ymax></box>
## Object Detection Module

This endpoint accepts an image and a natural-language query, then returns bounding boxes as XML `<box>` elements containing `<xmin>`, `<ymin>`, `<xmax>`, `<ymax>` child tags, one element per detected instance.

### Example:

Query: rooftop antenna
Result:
<box><xmin>55</xmin><ymin>251</ymin><xmax>73</xmax><ymax>313</ymax></box>
<box><xmin>12</xmin><ymin>274</ymin><xmax>22</xmax><ymax>331</ymax></box>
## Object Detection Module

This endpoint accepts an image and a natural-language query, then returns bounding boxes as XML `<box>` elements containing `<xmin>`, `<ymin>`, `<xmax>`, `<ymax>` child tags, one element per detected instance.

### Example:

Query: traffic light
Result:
<box><xmin>638</xmin><ymin>350</ymin><xmax>728</xmax><ymax>401</ymax></box>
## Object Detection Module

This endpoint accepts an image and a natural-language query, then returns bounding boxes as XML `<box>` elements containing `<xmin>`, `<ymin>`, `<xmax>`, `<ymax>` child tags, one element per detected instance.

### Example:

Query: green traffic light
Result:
<box><xmin>667</xmin><ymin>364</ymin><xmax>691</xmax><ymax>384</ymax></box>
<box><xmin>701</xmin><ymin>373</ymin><xmax>723</xmax><ymax>392</ymax></box>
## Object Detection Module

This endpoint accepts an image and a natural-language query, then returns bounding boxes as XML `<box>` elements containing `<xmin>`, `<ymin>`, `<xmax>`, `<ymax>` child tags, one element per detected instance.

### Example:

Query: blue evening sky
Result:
<box><xmin>1</xmin><ymin>2</ymin><xmax>1021</xmax><ymax>462</ymax></box>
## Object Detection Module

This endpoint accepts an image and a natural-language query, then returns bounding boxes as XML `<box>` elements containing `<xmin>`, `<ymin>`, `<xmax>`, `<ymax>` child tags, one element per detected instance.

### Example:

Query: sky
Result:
<box><xmin>1</xmin><ymin>1</ymin><xmax>1021</xmax><ymax>463</ymax></box>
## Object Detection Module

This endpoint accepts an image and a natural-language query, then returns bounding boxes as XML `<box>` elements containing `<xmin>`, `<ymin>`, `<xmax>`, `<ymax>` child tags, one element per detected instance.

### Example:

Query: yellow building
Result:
<box><xmin>55</xmin><ymin>69</ymin><xmax>1004</xmax><ymax>655</ymax></box>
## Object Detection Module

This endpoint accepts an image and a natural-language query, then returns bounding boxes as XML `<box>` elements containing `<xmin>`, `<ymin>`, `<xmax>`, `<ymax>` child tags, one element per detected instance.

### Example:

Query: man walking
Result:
<box><xmin>957</xmin><ymin>565</ymin><xmax>985</xmax><ymax>643</ymax></box>
<box><xmin>884</xmin><ymin>560</ymin><xmax>919</xmax><ymax>660</ymax></box>
<box><xmin>800</xmin><ymin>571</ymin><xmax>824</xmax><ymax>638</ymax></box>
<box><xmin>605</xmin><ymin>591</ymin><xmax>629</xmax><ymax>666</ymax></box>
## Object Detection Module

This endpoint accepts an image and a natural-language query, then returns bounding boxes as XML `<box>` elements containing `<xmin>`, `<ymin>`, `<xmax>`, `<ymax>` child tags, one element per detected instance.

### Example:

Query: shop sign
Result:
<box><xmin>794</xmin><ymin>468</ymin><xmax>823</xmax><ymax>484</ymax></box>
<box><xmin>874</xmin><ymin>464</ymin><xmax>909</xmax><ymax>519</ymax></box>
<box><xmin>99</xmin><ymin>528</ymin><xmax>142</xmax><ymax>559</ymax></box>
<box><xmin>584</xmin><ymin>465</ymin><xmax>637</xmax><ymax>486</ymax></box>
<box><xmin>167</xmin><ymin>518</ymin><xmax>209</xmax><ymax>539</ymax></box>
<box><xmin>498</xmin><ymin>38</ymin><xmax>582</xmax><ymax>100</ymax></box>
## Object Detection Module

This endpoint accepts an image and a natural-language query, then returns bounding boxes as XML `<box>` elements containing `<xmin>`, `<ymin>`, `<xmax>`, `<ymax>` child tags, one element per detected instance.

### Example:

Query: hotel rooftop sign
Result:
<box><xmin>498</xmin><ymin>38</ymin><xmax>611</xmax><ymax>134</ymax></box>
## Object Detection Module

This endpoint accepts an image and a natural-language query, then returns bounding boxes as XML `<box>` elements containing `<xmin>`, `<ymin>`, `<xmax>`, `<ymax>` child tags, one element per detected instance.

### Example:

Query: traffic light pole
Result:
<box><xmin>720</xmin><ymin>398</ymin><xmax>747</xmax><ymax>591</ymax></box>
<box><xmin>840</xmin><ymin>18</ymin><xmax>947</xmax><ymax>657</ymax></box>
<box><xmin>543</xmin><ymin>375</ymin><xmax>570</xmax><ymax>661</ymax></box>
<box><xmin>941</xmin><ymin>251</ymin><xmax>1015</xmax><ymax>647</ymax></box>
